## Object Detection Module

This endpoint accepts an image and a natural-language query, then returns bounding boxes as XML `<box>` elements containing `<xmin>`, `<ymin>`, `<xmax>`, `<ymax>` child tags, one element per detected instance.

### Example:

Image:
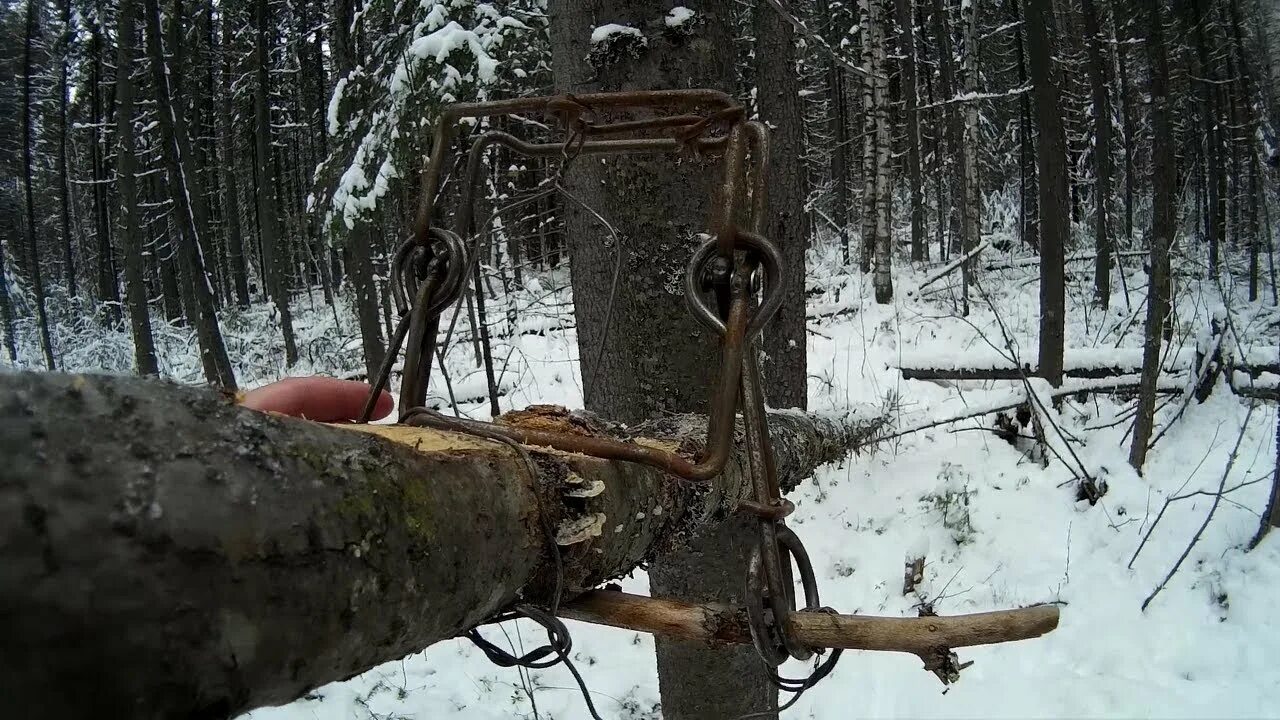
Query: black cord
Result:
<box><xmin>735</xmin><ymin>647</ymin><xmax>844</xmax><ymax>720</ymax></box>
<box><xmin>466</xmin><ymin>604</ymin><xmax>606</xmax><ymax>720</ymax></box>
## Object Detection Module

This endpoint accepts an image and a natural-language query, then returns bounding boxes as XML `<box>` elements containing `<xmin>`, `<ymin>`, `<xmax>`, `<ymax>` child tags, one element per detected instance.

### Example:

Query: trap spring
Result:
<box><xmin>362</xmin><ymin>89</ymin><xmax>840</xmax><ymax>698</ymax></box>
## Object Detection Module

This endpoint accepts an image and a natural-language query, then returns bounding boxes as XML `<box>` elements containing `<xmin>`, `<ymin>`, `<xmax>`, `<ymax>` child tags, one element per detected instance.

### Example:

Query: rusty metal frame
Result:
<box><xmin>393</xmin><ymin>90</ymin><xmax>774</xmax><ymax>483</ymax></box>
<box><xmin>377</xmin><ymin>89</ymin><xmax>830</xmax><ymax>673</ymax></box>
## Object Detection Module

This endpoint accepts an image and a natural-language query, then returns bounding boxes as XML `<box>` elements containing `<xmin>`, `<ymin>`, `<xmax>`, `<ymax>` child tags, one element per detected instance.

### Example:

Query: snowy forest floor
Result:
<box><xmin>7</xmin><ymin>240</ymin><xmax>1280</xmax><ymax>718</ymax></box>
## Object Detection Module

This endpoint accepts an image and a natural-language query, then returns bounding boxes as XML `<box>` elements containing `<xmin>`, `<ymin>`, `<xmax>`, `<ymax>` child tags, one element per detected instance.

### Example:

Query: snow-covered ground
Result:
<box><xmin>8</xmin><ymin>239</ymin><xmax>1278</xmax><ymax>718</ymax></box>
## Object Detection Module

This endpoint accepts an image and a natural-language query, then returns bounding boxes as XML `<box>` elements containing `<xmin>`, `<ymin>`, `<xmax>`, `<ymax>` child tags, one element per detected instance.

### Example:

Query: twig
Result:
<box><xmin>973</xmin><ymin>279</ymin><xmax>1095</xmax><ymax>485</ymax></box>
<box><xmin>1129</xmin><ymin>425</ymin><xmax>1223</xmax><ymax>568</ymax></box>
<box><xmin>1140</xmin><ymin>402</ymin><xmax>1258</xmax><ymax>611</ymax></box>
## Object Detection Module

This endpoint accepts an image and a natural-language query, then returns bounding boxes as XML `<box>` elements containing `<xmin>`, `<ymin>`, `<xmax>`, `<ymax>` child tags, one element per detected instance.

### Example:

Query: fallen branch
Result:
<box><xmin>562</xmin><ymin>590</ymin><xmax>1059</xmax><ymax>678</ymax></box>
<box><xmin>917</xmin><ymin>240</ymin><xmax>991</xmax><ymax>292</ymax></box>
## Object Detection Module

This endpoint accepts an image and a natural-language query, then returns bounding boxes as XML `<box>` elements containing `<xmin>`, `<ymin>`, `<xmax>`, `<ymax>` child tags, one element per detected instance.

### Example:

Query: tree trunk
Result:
<box><xmin>90</xmin><ymin>11</ymin><xmax>122</xmax><ymax>325</ymax></box>
<box><xmin>1226</xmin><ymin>0</ymin><xmax>1262</xmax><ymax>301</ymax></box>
<box><xmin>1113</xmin><ymin>0</ymin><xmax>1136</xmax><ymax>248</ymax></box>
<box><xmin>860</xmin><ymin>0</ymin><xmax>877</xmax><ymax>275</ymax></box>
<box><xmin>1082</xmin><ymin>0</ymin><xmax>1112</xmax><ymax>307</ymax></box>
<box><xmin>1012</xmin><ymin>0</ymin><xmax>1038</xmax><ymax>251</ymax></box>
<box><xmin>1248</xmin><ymin>416</ymin><xmax>1280</xmax><ymax>549</ymax></box>
<box><xmin>330</xmin><ymin>0</ymin><xmax>384</xmax><ymax>381</ymax></box>
<box><xmin>0</xmin><ymin>230</ymin><xmax>17</xmax><ymax>360</ymax></box>
<box><xmin>114</xmin><ymin>0</ymin><xmax>160</xmax><ymax>376</ymax></box>
<box><xmin>1189</xmin><ymin>0</ymin><xmax>1223</xmax><ymax>275</ymax></box>
<box><xmin>22</xmin><ymin>0</ymin><xmax>56</xmax><ymax>370</ymax></box>
<box><xmin>930</xmin><ymin>0</ymin><xmax>965</xmax><ymax>259</ymax></box>
<box><xmin>218</xmin><ymin>8</ymin><xmax>251</xmax><ymax>307</ymax></box>
<box><xmin>57</xmin><ymin>0</ymin><xmax>76</xmax><ymax>297</ymax></box>
<box><xmin>548</xmin><ymin>3</ymin><xmax>776</xmax><ymax>717</ymax></box>
<box><xmin>1129</xmin><ymin>0</ymin><xmax>1175</xmax><ymax>472</ymax></box>
<box><xmin>895</xmin><ymin>0</ymin><xmax>927</xmax><ymax>262</ymax></box>
<box><xmin>832</xmin><ymin>65</ymin><xmax>852</xmax><ymax>267</ymax></box>
<box><xmin>959</xmin><ymin>0</ymin><xmax>980</xmax><ymax>313</ymax></box>
<box><xmin>252</xmin><ymin>0</ymin><xmax>298</xmax><ymax>367</ymax></box>
<box><xmin>143</xmin><ymin>0</ymin><xmax>237</xmax><ymax>389</ymax></box>
<box><xmin>158</xmin><ymin>225</ymin><xmax>186</xmax><ymax>322</ymax></box>
<box><xmin>1024</xmin><ymin>0</ymin><xmax>1068</xmax><ymax>387</ymax></box>
<box><xmin>194</xmin><ymin>0</ymin><xmax>224</xmax><ymax>307</ymax></box>
<box><xmin>872</xmin><ymin>0</ymin><xmax>894</xmax><ymax>304</ymax></box>
<box><xmin>819</xmin><ymin>0</ymin><xmax>852</xmax><ymax>267</ymax></box>
<box><xmin>0</xmin><ymin>371</ymin><xmax>883</xmax><ymax>720</ymax></box>
<box><xmin>755</xmin><ymin>0</ymin><xmax>809</xmax><ymax>410</ymax></box>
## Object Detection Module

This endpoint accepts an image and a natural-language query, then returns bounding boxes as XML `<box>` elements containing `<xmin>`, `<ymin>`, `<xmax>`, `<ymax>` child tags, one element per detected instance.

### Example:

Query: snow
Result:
<box><xmin>7</xmin><ymin>218</ymin><xmax>1278</xmax><ymax>718</ymax></box>
<box><xmin>590</xmin><ymin>23</ymin><xmax>644</xmax><ymax>45</ymax></box>
<box><xmin>404</xmin><ymin>21</ymin><xmax>499</xmax><ymax>86</ymax></box>
<box><xmin>326</xmin><ymin>76</ymin><xmax>348</xmax><ymax>136</ymax></box>
<box><xmin>665</xmin><ymin>6</ymin><xmax>696</xmax><ymax>27</ymax></box>
<box><xmin>322</xmin><ymin>3</ymin><xmax>527</xmax><ymax>228</ymax></box>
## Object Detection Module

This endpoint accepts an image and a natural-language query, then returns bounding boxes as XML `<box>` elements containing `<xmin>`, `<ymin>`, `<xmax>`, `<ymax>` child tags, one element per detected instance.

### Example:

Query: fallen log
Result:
<box><xmin>0</xmin><ymin>372</ymin><xmax>886</xmax><ymax>719</ymax></box>
<box><xmin>898</xmin><ymin>348</ymin><xmax>1275</xmax><ymax>383</ymax></box>
<box><xmin>901</xmin><ymin>364</ymin><xmax>1138</xmax><ymax>381</ymax></box>
<box><xmin>982</xmin><ymin>249</ymin><xmax>1147</xmax><ymax>272</ymax></box>
<box><xmin>880</xmin><ymin>374</ymin><xmax>1188</xmax><ymax>441</ymax></box>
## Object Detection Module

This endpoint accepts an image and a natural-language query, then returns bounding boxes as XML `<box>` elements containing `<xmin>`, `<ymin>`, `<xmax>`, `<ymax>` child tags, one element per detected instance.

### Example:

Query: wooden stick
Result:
<box><xmin>562</xmin><ymin>590</ymin><xmax>1059</xmax><ymax>659</ymax></box>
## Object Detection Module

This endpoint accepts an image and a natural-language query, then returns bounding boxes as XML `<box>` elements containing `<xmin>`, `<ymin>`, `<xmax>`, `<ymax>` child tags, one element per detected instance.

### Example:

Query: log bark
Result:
<box><xmin>0</xmin><ymin>372</ymin><xmax>883</xmax><ymax>720</ymax></box>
